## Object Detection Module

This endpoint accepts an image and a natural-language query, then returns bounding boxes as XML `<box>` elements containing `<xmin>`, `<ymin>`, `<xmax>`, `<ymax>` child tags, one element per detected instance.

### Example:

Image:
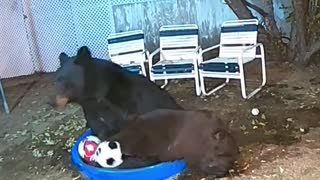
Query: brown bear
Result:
<box><xmin>108</xmin><ymin>109</ymin><xmax>240</xmax><ymax>178</ymax></box>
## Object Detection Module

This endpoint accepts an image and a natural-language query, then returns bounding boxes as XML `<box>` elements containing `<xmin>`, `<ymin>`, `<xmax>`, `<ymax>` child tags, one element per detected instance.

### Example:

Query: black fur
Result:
<box><xmin>51</xmin><ymin>46</ymin><xmax>181</xmax><ymax>138</ymax></box>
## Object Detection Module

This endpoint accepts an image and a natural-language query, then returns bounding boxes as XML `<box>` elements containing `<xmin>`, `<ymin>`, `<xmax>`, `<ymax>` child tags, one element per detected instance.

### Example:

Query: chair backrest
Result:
<box><xmin>219</xmin><ymin>19</ymin><xmax>258</xmax><ymax>58</ymax></box>
<box><xmin>107</xmin><ymin>30</ymin><xmax>146</xmax><ymax>66</ymax></box>
<box><xmin>159</xmin><ymin>24</ymin><xmax>199</xmax><ymax>61</ymax></box>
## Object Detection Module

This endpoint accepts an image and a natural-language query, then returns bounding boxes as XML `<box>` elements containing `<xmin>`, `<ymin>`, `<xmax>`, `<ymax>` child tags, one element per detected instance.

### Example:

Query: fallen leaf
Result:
<box><xmin>299</xmin><ymin>128</ymin><xmax>305</xmax><ymax>133</ymax></box>
<box><xmin>258</xmin><ymin>122</ymin><xmax>266</xmax><ymax>126</ymax></box>
<box><xmin>21</xmin><ymin>130</ymin><xmax>28</xmax><ymax>136</ymax></box>
<box><xmin>279</xmin><ymin>166</ymin><xmax>284</xmax><ymax>173</ymax></box>
<box><xmin>240</xmin><ymin>125</ymin><xmax>247</xmax><ymax>131</ymax></box>
<box><xmin>286</xmin><ymin>118</ymin><xmax>293</xmax><ymax>122</ymax></box>
<box><xmin>47</xmin><ymin>150</ymin><xmax>54</xmax><ymax>157</ymax></box>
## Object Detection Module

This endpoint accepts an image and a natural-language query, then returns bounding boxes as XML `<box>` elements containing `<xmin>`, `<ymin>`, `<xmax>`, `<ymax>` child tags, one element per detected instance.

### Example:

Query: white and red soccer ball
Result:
<box><xmin>78</xmin><ymin>135</ymin><xmax>123</xmax><ymax>168</ymax></box>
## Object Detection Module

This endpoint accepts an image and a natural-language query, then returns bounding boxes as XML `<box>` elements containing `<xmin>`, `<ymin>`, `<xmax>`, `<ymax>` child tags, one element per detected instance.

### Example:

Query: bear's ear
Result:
<box><xmin>74</xmin><ymin>46</ymin><xmax>92</xmax><ymax>65</ymax></box>
<box><xmin>59</xmin><ymin>52</ymin><xmax>69</xmax><ymax>66</ymax></box>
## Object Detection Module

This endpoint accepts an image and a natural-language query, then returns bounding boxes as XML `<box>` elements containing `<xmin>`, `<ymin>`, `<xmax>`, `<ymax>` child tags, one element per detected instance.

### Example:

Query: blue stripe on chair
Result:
<box><xmin>221</xmin><ymin>24</ymin><xmax>258</xmax><ymax>33</ymax></box>
<box><xmin>199</xmin><ymin>62</ymin><xmax>239</xmax><ymax>73</ymax></box>
<box><xmin>125</xmin><ymin>65</ymin><xmax>141</xmax><ymax>74</ymax></box>
<box><xmin>160</xmin><ymin>29</ymin><xmax>199</xmax><ymax>37</ymax></box>
<box><xmin>162</xmin><ymin>46</ymin><xmax>197</xmax><ymax>50</ymax></box>
<box><xmin>221</xmin><ymin>44</ymin><xmax>255</xmax><ymax>47</ymax></box>
<box><xmin>152</xmin><ymin>64</ymin><xmax>194</xmax><ymax>74</ymax></box>
<box><xmin>110</xmin><ymin>49</ymin><xmax>143</xmax><ymax>56</ymax></box>
<box><xmin>108</xmin><ymin>34</ymin><xmax>144</xmax><ymax>44</ymax></box>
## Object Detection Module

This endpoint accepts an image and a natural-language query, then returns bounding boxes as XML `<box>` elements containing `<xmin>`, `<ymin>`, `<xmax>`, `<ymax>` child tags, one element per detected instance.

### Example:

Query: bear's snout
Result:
<box><xmin>48</xmin><ymin>95</ymin><xmax>69</xmax><ymax>111</ymax></box>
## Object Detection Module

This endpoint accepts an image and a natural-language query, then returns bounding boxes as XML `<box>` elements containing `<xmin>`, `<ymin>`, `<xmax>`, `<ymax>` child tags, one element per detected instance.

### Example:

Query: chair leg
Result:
<box><xmin>199</xmin><ymin>73</ymin><xmax>229</xmax><ymax>96</ymax></box>
<box><xmin>149</xmin><ymin>71</ymin><xmax>168</xmax><ymax>89</ymax></box>
<box><xmin>160</xmin><ymin>79</ymin><xmax>169</xmax><ymax>89</ymax></box>
<box><xmin>140</xmin><ymin>63</ymin><xmax>147</xmax><ymax>77</ymax></box>
<box><xmin>239</xmin><ymin>69</ymin><xmax>248</xmax><ymax>99</ymax></box>
<box><xmin>239</xmin><ymin>56</ymin><xmax>267</xmax><ymax>99</ymax></box>
<box><xmin>0</xmin><ymin>80</ymin><xmax>10</xmax><ymax>114</ymax></box>
<box><xmin>141</xmin><ymin>67</ymin><xmax>147</xmax><ymax>77</ymax></box>
<box><xmin>193</xmin><ymin>62</ymin><xmax>201</xmax><ymax>96</ymax></box>
<box><xmin>194</xmin><ymin>75</ymin><xmax>201</xmax><ymax>96</ymax></box>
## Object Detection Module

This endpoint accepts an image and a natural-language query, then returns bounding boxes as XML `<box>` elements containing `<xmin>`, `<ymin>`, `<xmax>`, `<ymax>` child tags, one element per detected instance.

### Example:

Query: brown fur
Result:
<box><xmin>108</xmin><ymin>109</ymin><xmax>239</xmax><ymax>177</ymax></box>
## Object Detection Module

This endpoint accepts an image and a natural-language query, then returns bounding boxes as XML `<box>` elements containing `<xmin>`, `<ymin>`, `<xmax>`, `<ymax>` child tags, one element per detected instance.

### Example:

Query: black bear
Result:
<box><xmin>50</xmin><ymin>46</ymin><xmax>181</xmax><ymax>138</ymax></box>
<box><xmin>108</xmin><ymin>109</ymin><xmax>239</xmax><ymax>178</ymax></box>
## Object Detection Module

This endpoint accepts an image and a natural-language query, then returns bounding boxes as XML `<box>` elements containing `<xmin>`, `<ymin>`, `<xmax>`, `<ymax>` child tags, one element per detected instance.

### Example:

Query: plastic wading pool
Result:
<box><xmin>71</xmin><ymin>130</ymin><xmax>187</xmax><ymax>180</ymax></box>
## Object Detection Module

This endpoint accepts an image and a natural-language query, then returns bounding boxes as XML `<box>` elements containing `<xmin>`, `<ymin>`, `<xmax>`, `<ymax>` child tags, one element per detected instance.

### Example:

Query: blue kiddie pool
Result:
<box><xmin>71</xmin><ymin>130</ymin><xmax>187</xmax><ymax>180</ymax></box>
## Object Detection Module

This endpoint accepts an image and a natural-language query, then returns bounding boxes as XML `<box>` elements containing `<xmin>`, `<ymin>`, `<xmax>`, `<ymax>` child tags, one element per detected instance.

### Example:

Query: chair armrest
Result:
<box><xmin>238</xmin><ymin>43</ymin><xmax>264</xmax><ymax>64</ymax></box>
<box><xmin>198</xmin><ymin>44</ymin><xmax>220</xmax><ymax>64</ymax></box>
<box><xmin>142</xmin><ymin>49</ymin><xmax>150</xmax><ymax>63</ymax></box>
<box><xmin>192</xmin><ymin>46</ymin><xmax>202</xmax><ymax>65</ymax></box>
<box><xmin>199</xmin><ymin>44</ymin><xmax>220</xmax><ymax>56</ymax></box>
<box><xmin>150</xmin><ymin>48</ymin><xmax>160</xmax><ymax>60</ymax></box>
<box><xmin>149</xmin><ymin>48</ymin><xmax>161</xmax><ymax>70</ymax></box>
<box><xmin>242</xmin><ymin>43</ymin><xmax>263</xmax><ymax>52</ymax></box>
<box><xmin>194</xmin><ymin>46</ymin><xmax>201</xmax><ymax>53</ymax></box>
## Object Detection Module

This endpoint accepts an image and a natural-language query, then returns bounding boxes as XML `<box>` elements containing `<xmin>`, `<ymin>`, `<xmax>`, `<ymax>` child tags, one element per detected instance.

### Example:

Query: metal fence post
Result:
<box><xmin>0</xmin><ymin>79</ymin><xmax>10</xmax><ymax>114</ymax></box>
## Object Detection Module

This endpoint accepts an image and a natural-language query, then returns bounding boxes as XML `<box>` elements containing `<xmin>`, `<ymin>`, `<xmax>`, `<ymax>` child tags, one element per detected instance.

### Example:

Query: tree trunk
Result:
<box><xmin>292</xmin><ymin>0</ymin><xmax>308</xmax><ymax>63</ymax></box>
<box><xmin>245</xmin><ymin>0</ymin><xmax>281</xmax><ymax>38</ymax></box>
<box><xmin>225</xmin><ymin>0</ymin><xmax>320</xmax><ymax>64</ymax></box>
<box><xmin>304</xmin><ymin>41</ymin><xmax>320</xmax><ymax>64</ymax></box>
<box><xmin>226</xmin><ymin>0</ymin><xmax>281</xmax><ymax>39</ymax></box>
<box><xmin>225</xmin><ymin>0</ymin><xmax>254</xmax><ymax>19</ymax></box>
<box><xmin>288</xmin><ymin>20</ymin><xmax>297</xmax><ymax>60</ymax></box>
<box><xmin>263</xmin><ymin>0</ymin><xmax>281</xmax><ymax>38</ymax></box>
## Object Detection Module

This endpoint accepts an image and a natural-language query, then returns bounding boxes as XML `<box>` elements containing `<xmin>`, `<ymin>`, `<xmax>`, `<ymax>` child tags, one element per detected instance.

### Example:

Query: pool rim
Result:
<box><xmin>71</xmin><ymin>129</ymin><xmax>187</xmax><ymax>175</ymax></box>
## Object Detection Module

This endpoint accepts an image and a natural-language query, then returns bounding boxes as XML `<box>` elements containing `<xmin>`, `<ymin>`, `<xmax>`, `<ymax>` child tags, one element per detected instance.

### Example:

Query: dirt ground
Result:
<box><xmin>0</xmin><ymin>57</ymin><xmax>320</xmax><ymax>180</ymax></box>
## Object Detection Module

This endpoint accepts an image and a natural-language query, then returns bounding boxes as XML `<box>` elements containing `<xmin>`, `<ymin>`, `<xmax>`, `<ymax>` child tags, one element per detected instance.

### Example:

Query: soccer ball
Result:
<box><xmin>78</xmin><ymin>135</ymin><xmax>101</xmax><ymax>166</ymax></box>
<box><xmin>93</xmin><ymin>141</ymin><xmax>124</xmax><ymax>168</ymax></box>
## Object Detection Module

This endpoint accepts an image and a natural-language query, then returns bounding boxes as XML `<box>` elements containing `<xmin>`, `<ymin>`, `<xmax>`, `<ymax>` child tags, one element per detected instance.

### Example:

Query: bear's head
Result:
<box><xmin>198</xmin><ymin>128</ymin><xmax>239</xmax><ymax>177</ymax></box>
<box><xmin>50</xmin><ymin>46</ymin><xmax>97</xmax><ymax>110</ymax></box>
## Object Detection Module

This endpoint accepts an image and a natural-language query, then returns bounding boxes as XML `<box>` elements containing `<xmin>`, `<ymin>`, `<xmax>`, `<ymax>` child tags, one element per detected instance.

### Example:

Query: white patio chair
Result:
<box><xmin>149</xmin><ymin>24</ymin><xmax>201</xmax><ymax>96</ymax></box>
<box><xmin>198</xmin><ymin>19</ymin><xmax>266</xmax><ymax>99</ymax></box>
<box><xmin>107</xmin><ymin>30</ymin><xmax>148</xmax><ymax>76</ymax></box>
<box><xmin>0</xmin><ymin>78</ymin><xmax>10</xmax><ymax>114</ymax></box>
